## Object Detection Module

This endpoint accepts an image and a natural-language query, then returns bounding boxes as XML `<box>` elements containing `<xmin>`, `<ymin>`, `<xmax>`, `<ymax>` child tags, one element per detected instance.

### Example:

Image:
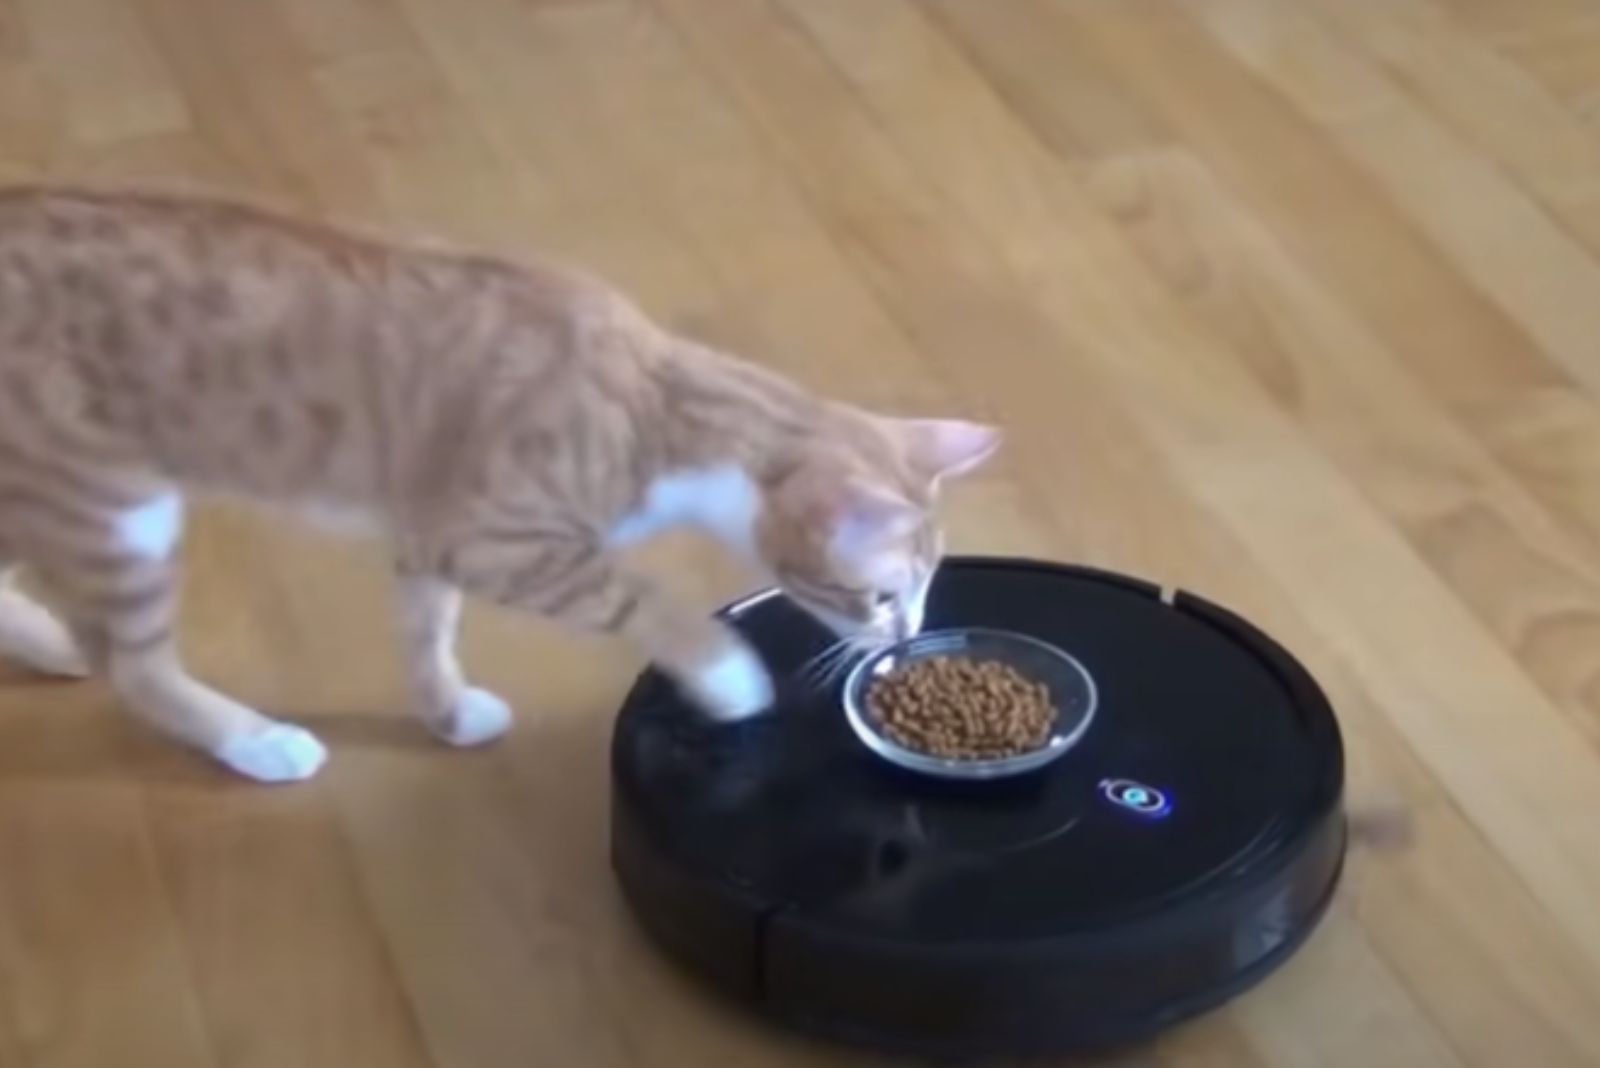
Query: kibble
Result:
<box><xmin>866</xmin><ymin>656</ymin><xmax>1055</xmax><ymax>760</ymax></box>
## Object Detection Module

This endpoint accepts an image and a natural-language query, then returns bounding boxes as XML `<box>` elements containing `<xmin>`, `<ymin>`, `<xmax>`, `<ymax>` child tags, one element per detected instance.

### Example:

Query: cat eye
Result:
<box><xmin>870</xmin><ymin>591</ymin><xmax>896</xmax><ymax>611</ymax></box>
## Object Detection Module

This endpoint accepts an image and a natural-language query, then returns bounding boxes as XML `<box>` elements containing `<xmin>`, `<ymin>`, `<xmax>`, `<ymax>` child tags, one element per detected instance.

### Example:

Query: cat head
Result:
<box><xmin>756</xmin><ymin>414</ymin><xmax>1000</xmax><ymax>645</ymax></box>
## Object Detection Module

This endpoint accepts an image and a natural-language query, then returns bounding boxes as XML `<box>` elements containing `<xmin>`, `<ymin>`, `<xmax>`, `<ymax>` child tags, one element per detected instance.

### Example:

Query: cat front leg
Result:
<box><xmin>442</xmin><ymin>534</ymin><xmax>774</xmax><ymax>722</ymax></box>
<box><xmin>392</xmin><ymin>570</ymin><xmax>512</xmax><ymax>746</ymax></box>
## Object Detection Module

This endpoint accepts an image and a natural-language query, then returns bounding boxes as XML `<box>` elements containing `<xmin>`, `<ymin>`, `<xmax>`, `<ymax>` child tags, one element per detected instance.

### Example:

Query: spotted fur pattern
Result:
<box><xmin>0</xmin><ymin>187</ymin><xmax>999</xmax><ymax>782</ymax></box>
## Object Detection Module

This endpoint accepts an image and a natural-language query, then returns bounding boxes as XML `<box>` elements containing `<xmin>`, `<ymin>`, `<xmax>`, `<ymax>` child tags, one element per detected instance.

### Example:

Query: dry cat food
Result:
<box><xmin>866</xmin><ymin>655</ymin><xmax>1055</xmax><ymax>759</ymax></box>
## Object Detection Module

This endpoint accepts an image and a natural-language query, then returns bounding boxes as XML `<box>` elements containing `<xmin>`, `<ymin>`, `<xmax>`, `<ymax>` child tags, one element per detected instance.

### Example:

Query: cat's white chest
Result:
<box><xmin>607</xmin><ymin>466</ymin><xmax>759</xmax><ymax>552</ymax></box>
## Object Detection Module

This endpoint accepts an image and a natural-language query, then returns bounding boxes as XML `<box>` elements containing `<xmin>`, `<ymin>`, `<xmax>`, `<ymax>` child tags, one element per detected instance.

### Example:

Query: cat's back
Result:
<box><xmin>0</xmin><ymin>186</ymin><xmax>663</xmax><ymax>433</ymax></box>
<box><xmin>0</xmin><ymin>188</ymin><xmax>521</xmax><ymax>374</ymax></box>
<box><xmin>0</xmin><ymin>185</ymin><xmax>401</xmax><ymax>300</ymax></box>
<box><xmin>0</xmin><ymin>187</ymin><xmax>667</xmax><ymax>493</ymax></box>
<box><xmin>0</xmin><ymin>186</ymin><xmax>631</xmax><ymax>345</ymax></box>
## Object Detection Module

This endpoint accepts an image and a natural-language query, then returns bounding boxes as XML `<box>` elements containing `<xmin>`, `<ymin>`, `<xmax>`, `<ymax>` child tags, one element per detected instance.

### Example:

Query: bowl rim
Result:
<box><xmin>841</xmin><ymin>626</ymin><xmax>1100</xmax><ymax>780</ymax></box>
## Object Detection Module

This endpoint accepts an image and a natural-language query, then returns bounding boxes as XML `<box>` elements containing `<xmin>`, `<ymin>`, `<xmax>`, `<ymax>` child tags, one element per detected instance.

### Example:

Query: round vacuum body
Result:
<box><xmin>610</xmin><ymin>558</ymin><xmax>1346</xmax><ymax>1059</ymax></box>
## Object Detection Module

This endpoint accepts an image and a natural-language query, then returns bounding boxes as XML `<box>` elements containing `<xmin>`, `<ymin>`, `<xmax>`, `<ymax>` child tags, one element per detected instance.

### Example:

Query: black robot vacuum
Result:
<box><xmin>610</xmin><ymin>558</ymin><xmax>1346</xmax><ymax>1059</ymax></box>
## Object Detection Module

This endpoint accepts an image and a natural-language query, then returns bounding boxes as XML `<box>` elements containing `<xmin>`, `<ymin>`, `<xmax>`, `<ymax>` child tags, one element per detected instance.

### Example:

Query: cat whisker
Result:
<box><xmin>791</xmin><ymin>634</ymin><xmax>883</xmax><ymax>694</ymax></box>
<box><xmin>794</xmin><ymin>639</ymin><xmax>852</xmax><ymax>686</ymax></box>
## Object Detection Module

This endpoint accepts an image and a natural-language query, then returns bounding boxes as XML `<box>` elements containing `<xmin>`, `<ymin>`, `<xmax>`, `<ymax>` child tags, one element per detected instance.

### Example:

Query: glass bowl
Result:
<box><xmin>842</xmin><ymin>628</ymin><xmax>1098</xmax><ymax>781</ymax></box>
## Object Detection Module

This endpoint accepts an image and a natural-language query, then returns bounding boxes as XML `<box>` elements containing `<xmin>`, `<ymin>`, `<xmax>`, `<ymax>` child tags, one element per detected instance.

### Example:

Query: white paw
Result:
<box><xmin>214</xmin><ymin>724</ymin><xmax>328</xmax><ymax>783</ymax></box>
<box><xmin>428</xmin><ymin>687</ymin><xmax>513</xmax><ymax>747</ymax></box>
<box><xmin>688</xmin><ymin>643</ymin><xmax>775</xmax><ymax>723</ymax></box>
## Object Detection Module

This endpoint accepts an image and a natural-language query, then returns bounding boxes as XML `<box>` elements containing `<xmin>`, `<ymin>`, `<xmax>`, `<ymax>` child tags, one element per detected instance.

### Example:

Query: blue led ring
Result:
<box><xmin>1100</xmin><ymin>778</ymin><xmax>1171</xmax><ymax>817</ymax></box>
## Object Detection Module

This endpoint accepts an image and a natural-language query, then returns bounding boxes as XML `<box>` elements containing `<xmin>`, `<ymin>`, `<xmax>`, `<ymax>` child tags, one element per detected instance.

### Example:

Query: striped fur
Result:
<box><xmin>0</xmin><ymin>187</ymin><xmax>999</xmax><ymax>782</ymax></box>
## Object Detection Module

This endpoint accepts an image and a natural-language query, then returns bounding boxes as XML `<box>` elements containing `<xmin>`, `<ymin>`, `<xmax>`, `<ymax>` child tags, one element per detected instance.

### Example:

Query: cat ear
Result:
<box><xmin>894</xmin><ymin>419</ymin><xmax>1002</xmax><ymax>486</ymax></box>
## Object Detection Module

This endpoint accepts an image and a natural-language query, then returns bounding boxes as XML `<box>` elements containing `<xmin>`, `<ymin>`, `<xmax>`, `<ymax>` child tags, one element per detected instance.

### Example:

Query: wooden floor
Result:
<box><xmin>4</xmin><ymin>0</ymin><xmax>1600</xmax><ymax>1064</ymax></box>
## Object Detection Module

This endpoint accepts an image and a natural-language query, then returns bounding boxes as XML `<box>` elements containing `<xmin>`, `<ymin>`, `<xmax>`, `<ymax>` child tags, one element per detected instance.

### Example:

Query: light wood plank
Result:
<box><xmin>1306</xmin><ymin>0</ymin><xmax>1600</xmax><ymax>253</ymax></box>
<box><xmin>15</xmin><ymin>0</ymin><xmax>187</xmax><ymax>146</ymax></box>
<box><xmin>1186</xmin><ymin>0</ymin><xmax>1600</xmax><ymax>405</ymax></box>
<box><xmin>145</xmin><ymin>782</ymin><xmax>432</xmax><ymax>1068</ymax></box>
<box><xmin>1433</xmin><ymin>0</ymin><xmax>1600</xmax><ymax>43</ymax></box>
<box><xmin>922</xmin><ymin>0</ymin><xmax>1173</xmax><ymax>160</ymax></box>
<box><xmin>0</xmin><ymin>64</ymin><xmax>60</xmax><ymax>182</ymax></box>
<box><xmin>130</xmin><ymin>0</ymin><xmax>379</xmax><ymax>214</ymax></box>
<box><xmin>1081</xmin><ymin>148</ymin><xmax>1600</xmax><ymax>741</ymax></box>
<box><xmin>1049</xmin><ymin>0</ymin><xmax>1600</xmax><ymax>613</ymax></box>
<box><xmin>512</xmin><ymin>1</ymin><xmax>955</xmax><ymax>410</ymax></box>
<box><xmin>277</xmin><ymin>0</ymin><xmax>412</xmax><ymax>66</ymax></box>
<box><xmin>0</xmin><ymin>0</ymin><xmax>29</xmax><ymax>65</ymax></box>
<box><xmin>390</xmin><ymin>0</ymin><xmax>714</xmax><ymax>309</ymax></box>
<box><xmin>1501</xmin><ymin>15</ymin><xmax>1600</xmax><ymax>128</ymax></box>
<box><xmin>0</xmin><ymin>775</ymin><xmax>215</xmax><ymax>1068</ymax></box>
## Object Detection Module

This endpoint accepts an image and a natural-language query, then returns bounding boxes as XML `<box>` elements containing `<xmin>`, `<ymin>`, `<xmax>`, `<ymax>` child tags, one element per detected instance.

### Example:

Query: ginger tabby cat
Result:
<box><xmin>0</xmin><ymin>188</ymin><xmax>999</xmax><ymax>783</ymax></box>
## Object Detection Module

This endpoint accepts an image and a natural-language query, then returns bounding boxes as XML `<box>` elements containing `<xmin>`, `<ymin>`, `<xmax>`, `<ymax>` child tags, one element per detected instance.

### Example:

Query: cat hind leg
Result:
<box><xmin>0</xmin><ymin>563</ymin><xmax>92</xmax><ymax>678</ymax></box>
<box><xmin>17</xmin><ymin>491</ymin><xmax>326</xmax><ymax>782</ymax></box>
